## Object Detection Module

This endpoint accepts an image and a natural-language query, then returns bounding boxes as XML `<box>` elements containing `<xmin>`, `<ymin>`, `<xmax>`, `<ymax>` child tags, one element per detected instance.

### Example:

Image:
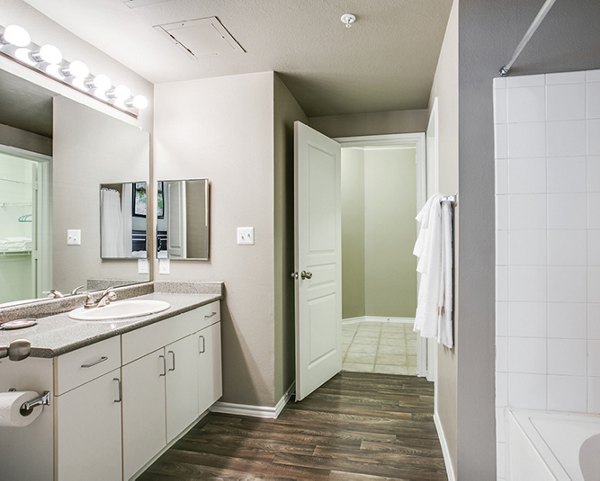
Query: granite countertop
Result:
<box><xmin>0</xmin><ymin>292</ymin><xmax>221</xmax><ymax>358</ymax></box>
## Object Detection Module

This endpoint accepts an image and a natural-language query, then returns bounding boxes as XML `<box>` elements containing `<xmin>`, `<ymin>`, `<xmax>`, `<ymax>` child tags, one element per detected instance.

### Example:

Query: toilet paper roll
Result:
<box><xmin>0</xmin><ymin>391</ymin><xmax>42</xmax><ymax>427</ymax></box>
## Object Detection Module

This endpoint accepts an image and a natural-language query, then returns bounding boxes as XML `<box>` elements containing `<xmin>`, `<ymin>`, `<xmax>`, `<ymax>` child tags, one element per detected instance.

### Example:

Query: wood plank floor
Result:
<box><xmin>139</xmin><ymin>372</ymin><xmax>447</xmax><ymax>481</ymax></box>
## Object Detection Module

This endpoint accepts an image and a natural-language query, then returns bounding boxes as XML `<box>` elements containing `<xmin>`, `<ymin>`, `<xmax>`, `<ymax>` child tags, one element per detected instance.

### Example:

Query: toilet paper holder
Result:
<box><xmin>8</xmin><ymin>388</ymin><xmax>50</xmax><ymax>416</ymax></box>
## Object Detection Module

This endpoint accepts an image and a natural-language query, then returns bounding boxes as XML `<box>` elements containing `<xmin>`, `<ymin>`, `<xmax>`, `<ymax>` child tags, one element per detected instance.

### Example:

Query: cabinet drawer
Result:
<box><xmin>198</xmin><ymin>301</ymin><xmax>220</xmax><ymax>326</ymax></box>
<box><xmin>55</xmin><ymin>337</ymin><xmax>121</xmax><ymax>395</ymax></box>
<box><xmin>122</xmin><ymin>301</ymin><xmax>220</xmax><ymax>365</ymax></box>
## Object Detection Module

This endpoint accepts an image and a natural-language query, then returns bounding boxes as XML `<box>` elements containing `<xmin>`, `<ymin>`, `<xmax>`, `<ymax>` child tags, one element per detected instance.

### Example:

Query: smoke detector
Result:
<box><xmin>340</xmin><ymin>13</ymin><xmax>356</xmax><ymax>28</ymax></box>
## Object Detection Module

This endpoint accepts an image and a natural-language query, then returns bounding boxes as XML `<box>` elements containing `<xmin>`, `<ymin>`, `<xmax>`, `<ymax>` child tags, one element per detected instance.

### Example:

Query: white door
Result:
<box><xmin>165</xmin><ymin>333</ymin><xmax>199</xmax><ymax>442</ymax></box>
<box><xmin>198</xmin><ymin>322</ymin><xmax>223</xmax><ymax>414</ymax></box>
<box><xmin>56</xmin><ymin>369</ymin><xmax>123</xmax><ymax>481</ymax></box>
<box><xmin>122</xmin><ymin>349</ymin><xmax>167</xmax><ymax>480</ymax></box>
<box><xmin>294</xmin><ymin>121</ymin><xmax>342</xmax><ymax>401</ymax></box>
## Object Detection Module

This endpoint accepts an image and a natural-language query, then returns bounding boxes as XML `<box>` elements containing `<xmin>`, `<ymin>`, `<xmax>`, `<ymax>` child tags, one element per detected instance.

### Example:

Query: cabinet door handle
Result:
<box><xmin>158</xmin><ymin>354</ymin><xmax>166</xmax><ymax>377</ymax></box>
<box><xmin>81</xmin><ymin>356</ymin><xmax>108</xmax><ymax>368</ymax></box>
<box><xmin>204</xmin><ymin>311</ymin><xmax>217</xmax><ymax>319</ymax></box>
<box><xmin>168</xmin><ymin>350</ymin><xmax>175</xmax><ymax>371</ymax></box>
<box><xmin>113</xmin><ymin>378</ymin><xmax>122</xmax><ymax>403</ymax></box>
<box><xmin>198</xmin><ymin>335</ymin><xmax>206</xmax><ymax>354</ymax></box>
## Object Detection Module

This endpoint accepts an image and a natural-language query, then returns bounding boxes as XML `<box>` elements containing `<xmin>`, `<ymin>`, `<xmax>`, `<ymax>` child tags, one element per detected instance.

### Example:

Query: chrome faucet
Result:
<box><xmin>71</xmin><ymin>285</ymin><xmax>86</xmax><ymax>295</ymax></box>
<box><xmin>84</xmin><ymin>288</ymin><xmax>117</xmax><ymax>309</ymax></box>
<box><xmin>47</xmin><ymin>289</ymin><xmax>64</xmax><ymax>299</ymax></box>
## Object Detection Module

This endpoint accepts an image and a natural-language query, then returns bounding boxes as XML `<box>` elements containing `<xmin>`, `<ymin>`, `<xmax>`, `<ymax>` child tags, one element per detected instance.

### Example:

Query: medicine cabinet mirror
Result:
<box><xmin>156</xmin><ymin>179</ymin><xmax>210</xmax><ymax>260</ymax></box>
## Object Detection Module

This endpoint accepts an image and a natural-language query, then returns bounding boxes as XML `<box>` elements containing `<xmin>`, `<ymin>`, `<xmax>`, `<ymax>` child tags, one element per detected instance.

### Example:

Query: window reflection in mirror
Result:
<box><xmin>100</xmin><ymin>182</ymin><xmax>148</xmax><ymax>259</ymax></box>
<box><xmin>157</xmin><ymin>179</ymin><xmax>209</xmax><ymax>260</ymax></box>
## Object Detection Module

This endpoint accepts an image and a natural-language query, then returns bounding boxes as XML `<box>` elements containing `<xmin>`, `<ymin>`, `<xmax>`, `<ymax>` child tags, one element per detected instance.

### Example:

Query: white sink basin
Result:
<box><xmin>69</xmin><ymin>299</ymin><xmax>170</xmax><ymax>321</ymax></box>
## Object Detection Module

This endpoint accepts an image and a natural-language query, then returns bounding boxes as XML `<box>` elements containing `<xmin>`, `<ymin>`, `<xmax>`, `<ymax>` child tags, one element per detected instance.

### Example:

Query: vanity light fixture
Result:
<box><xmin>0</xmin><ymin>23</ymin><xmax>148</xmax><ymax>117</ymax></box>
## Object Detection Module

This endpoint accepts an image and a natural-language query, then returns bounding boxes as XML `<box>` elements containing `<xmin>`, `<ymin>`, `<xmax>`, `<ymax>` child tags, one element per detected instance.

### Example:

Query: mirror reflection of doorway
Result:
<box><xmin>0</xmin><ymin>147</ymin><xmax>51</xmax><ymax>304</ymax></box>
<box><xmin>339</xmin><ymin>134</ymin><xmax>426</xmax><ymax>376</ymax></box>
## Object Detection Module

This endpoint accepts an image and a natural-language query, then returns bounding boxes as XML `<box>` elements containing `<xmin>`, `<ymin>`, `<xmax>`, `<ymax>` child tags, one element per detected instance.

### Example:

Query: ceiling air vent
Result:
<box><xmin>153</xmin><ymin>17</ymin><xmax>245</xmax><ymax>60</ymax></box>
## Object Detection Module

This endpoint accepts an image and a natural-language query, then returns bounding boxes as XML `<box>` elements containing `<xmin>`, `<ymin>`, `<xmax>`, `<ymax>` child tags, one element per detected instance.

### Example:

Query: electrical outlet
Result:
<box><xmin>159</xmin><ymin>258</ymin><xmax>170</xmax><ymax>274</ymax></box>
<box><xmin>137</xmin><ymin>258</ymin><xmax>149</xmax><ymax>274</ymax></box>
<box><xmin>237</xmin><ymin>227</ymin><xmax>255</xmax><ymax>245</ymax></box>
<box><xmin>67</xmin><ymin>229</ymin><xmax>81</xmax><ymax>245</ymax></box>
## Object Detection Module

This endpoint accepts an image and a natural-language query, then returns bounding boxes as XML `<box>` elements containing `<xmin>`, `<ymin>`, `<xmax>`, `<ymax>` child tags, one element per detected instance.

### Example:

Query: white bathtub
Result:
<box><xmin>508</xmin><ymin>409</ymin><xmax>600</xmax><ymax>481</ymax></box>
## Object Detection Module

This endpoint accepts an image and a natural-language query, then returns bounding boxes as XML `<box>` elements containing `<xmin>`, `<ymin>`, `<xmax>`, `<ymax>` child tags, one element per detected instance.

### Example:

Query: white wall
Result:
<box><xmin>494</xmin><ymin>69</ymin><xmax>600</xmax><ymax>480</ymax></box>
<box><xmin>154</xmin><ymin>72</ymin><xmax>278</xmax><ymax>407</ymax></box>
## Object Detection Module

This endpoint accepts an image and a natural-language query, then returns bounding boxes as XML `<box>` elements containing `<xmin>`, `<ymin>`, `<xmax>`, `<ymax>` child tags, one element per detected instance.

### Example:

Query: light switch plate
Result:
<box><xmin>137</xmin><ymin>259</ymin><xmax>149</xmax><ymax>274</ymax></box>
<box><xmin>237</xmin><ymin>227</ymin><xmax>255</xmax><ymax>245</ymax></box>
<box><xmin>159</xmin><ymin>258</ymin><xmax>170</xmax><ymax>274</ymax></box>
<box><xmin>67</xmin><ymin>229</ymin><xmax>81</xmax><ymax>245</ymax></box>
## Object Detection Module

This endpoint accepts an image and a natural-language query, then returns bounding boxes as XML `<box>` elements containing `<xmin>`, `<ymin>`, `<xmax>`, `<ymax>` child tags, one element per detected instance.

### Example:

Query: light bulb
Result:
<box><xmin>92</xmin><ymin>74</ymin><xmax>111</xmax><ymax>91</ymax></box>
<box><xmin>132</xmin><ymin>94</ymin><xmax>148</xmax><ymax>110</ymax></box>
<box><xmin>67</xmin><ymin>60</ymin><xmax>89</xmax><ymax>78</ymax></box>
<box><xmin>113</xmin><ymin>84</ymin><xmax>130</xmax><ymax>100</ymax></box>
<box><xmin>45</xmin><ymin>64</ymin><xmax>63</xmax><ymax>79</ymax></box>
<box><xmin>14</xmin><ymin>48</ymin><xmax>35</xmax><ymax>66</ymax></box>
<box><xmin>2</xmin><ymin>25</ymin><xmax>30</xmax><ymax>47</ymax></box>
<box><xmin>38</xmin><ymin>44</ymin><xmax>62</xmax><ymax>64</ymax></box>
<box><xmin>72</xmin><ymin>76</ymin><xmax>87</xmax><ymax>91</ymax></box>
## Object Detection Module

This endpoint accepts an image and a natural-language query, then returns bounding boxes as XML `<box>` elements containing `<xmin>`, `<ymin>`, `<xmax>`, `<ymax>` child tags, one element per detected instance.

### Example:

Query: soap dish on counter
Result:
<box><xmin>0</xmin><ymin>319</ymin><xmax>37</xmax><ymax>330</ymax></box>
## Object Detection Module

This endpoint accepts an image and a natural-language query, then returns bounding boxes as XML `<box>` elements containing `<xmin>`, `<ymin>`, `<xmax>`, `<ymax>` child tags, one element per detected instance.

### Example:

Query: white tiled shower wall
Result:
<box><xmin>494</xmin><ymin>69</ymin><xmax>600</xmax><ymax>480</ymax></box>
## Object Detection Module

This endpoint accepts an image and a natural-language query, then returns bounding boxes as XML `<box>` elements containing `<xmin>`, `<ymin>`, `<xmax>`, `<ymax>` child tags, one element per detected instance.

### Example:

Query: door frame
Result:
<box><xmin>335</xmin><ymin>132</ymin><xmax>427</xmax><ymax>376</ymax></box>
<box><xmin>0</xmin><ymin>143</ymin><xmax>52</xmax><ymax>298</ymax></box>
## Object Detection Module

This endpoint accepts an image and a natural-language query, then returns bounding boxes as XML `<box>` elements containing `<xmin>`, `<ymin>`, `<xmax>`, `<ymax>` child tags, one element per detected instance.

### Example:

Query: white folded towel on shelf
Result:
<box><xmin>413</xmin><ymin>194</ymin><xmax>454</xmax><ymax>348</ymax></box>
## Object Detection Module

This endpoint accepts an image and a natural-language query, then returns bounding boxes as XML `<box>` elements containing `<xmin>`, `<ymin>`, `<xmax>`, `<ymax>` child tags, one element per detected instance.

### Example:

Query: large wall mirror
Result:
<box><xmin>0</xmin><ymin>68</ymin><xmax>150</xmax><ymax>307</ymax></box>
<box><xmin>157</xmin><ymin>179</ymin><xmax>210</xmax><ymax>260</ymax></box>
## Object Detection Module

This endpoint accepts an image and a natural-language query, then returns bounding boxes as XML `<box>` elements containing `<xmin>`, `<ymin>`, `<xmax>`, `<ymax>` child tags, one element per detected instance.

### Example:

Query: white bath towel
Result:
<box><xmin>413</xmin><ymin>194</ymin><xmax>454</xmax><ymax>348</ymax></box>
<box><xmin>438</xmin><ymin>201</ymin><xmax>454</xmax><ymax>348</ymax></box>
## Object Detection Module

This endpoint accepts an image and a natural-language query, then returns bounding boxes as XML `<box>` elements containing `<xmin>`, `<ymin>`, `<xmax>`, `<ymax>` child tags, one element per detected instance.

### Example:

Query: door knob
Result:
<box><xmin>301</xmin><ymin>270</ymin><xmax>313</xmax><ymax>280</ymax></box>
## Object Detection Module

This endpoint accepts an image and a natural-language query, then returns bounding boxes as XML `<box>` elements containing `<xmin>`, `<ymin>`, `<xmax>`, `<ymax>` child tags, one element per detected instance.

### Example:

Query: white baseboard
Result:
<box><xmin>210</xmin><ymin>383</ymin><xmax>294</xmax><ymax>419</ymax></box>
<box><xmin>342</xmin><ymin>316</ymin><xmax>415</xmax><ymax>325</ymax></box>
<box><xmin>434</xmin><ymin>411</ymin><xmax>456</xmax><ymax>481</ymax></box>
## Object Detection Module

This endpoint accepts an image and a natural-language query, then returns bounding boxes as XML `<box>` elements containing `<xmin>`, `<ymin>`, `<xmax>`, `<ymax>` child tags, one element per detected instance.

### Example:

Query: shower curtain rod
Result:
<box><xmin>499</xmin><ymin>0</ymin><xmax>557</xmax><ymax>76</ymax></box>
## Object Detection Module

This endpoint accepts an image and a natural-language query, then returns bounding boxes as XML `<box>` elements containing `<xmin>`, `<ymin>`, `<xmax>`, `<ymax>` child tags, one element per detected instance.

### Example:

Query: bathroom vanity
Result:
<box><xmin>0</xmin><ymin>289</ymin><xmax>222</xmax><ymax>481</ymax></box>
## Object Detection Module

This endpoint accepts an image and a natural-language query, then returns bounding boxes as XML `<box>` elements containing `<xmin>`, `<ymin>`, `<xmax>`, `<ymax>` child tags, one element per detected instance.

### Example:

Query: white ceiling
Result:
<box><xmin>22</xmin><ymin>0</ymin><xmax>453</xmax><ymax>117</ymax></box>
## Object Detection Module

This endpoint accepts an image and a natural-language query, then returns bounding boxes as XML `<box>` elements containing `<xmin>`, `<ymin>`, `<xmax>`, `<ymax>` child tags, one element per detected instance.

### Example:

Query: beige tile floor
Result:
<box><xmin>342</xmin><ymin>321</ymin><xmax>418</xmax><ymax>375</ymax></box>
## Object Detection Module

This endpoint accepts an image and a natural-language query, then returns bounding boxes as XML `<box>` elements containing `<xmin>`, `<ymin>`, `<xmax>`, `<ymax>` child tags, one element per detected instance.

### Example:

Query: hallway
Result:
<box><xmin>140</xmin><ymin>371</ymin><xmax>446</xmax><ymax>480</ymax></box>
<box><xmin>343</xmin><ymin>321</ymin><xmax>418</xmax><ymax>375</ymax></box>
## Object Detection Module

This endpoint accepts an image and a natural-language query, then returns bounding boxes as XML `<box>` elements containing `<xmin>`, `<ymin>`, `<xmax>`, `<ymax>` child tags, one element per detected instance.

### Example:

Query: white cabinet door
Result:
<box><xmin>165</xmin><ymin>333</ymin><xmax>199</xmax><ymax>442</ymax></box>
<box><xmin>198</xmin><ymin>322</ymin><xmax>222</xmax><ymax>414</ymax></box>
<box><xmin>122</xmin><ymin>349</ymin><xmax>167</xmax><ymax>480</ymax></box>
<box><xmin>56</xmin><ymin>369</ymin><xmax>122</xmax><ymax>481</ymax></box>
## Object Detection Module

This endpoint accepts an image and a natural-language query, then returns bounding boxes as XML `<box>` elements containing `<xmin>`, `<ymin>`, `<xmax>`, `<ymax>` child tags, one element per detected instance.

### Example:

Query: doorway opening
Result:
<box><xmin>0</xmin><ymin>145</ymin><xmax>51</xmax><ymax>304</ymax></box>
<box><xmin>337</xmin><ymin>133</ymin><xmax>426</xmax><ymax>377</ymax></box>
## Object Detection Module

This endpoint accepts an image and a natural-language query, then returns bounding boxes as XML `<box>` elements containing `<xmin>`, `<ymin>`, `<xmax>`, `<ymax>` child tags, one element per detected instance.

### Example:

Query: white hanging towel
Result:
<box><xmin>438</xmin><ymin>201</ymin><xmax>454</xmax><ymax>348</ymax></box>
<box><xmin>100</xmin><ymin>188</ymin><xmax>124</xmax><ymax>258</ymax></box>
<box><xmin>413</xmin><ymin>194</ymin><xmax>454</xmax><ymax>348</ymax></box>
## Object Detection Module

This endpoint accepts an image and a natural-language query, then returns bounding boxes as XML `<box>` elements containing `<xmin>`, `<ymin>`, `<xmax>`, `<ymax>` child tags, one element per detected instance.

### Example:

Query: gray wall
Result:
<box><xmin>274</xmin><ymin>74</ymin><xmax>308</xmax><ymax>400</ymax></box>
<box><xmin>309</xmin><ymin>109</ymin><xmax>429</xmax><ymax>139</ymax></box>
<box><xmin>458</xmin><ymin>0</ymin><xmax>600</xmax><ymax>479</ymax></box>
<box><xmin>428</xmin><ymin>0</ymin><xmax>459</xmax><ymax>476</ymax></box>
<box><xmin>154</xmin><ymin>72</ymin><xmax>278</xmax><ymax>407</ymax></box>
<box><xmin>0</xmin><ymin>124</ymin><xmax>52</xmax><ymax>156</ymax></box>
<box><xmin>53</xmin><ymin>97</ymin><xmax>149</xmax><ymax>292</ymax></box>
<box><xmin>341</xmin><ymin>148</ymin><xmax>366</xmax><ymax>319</ymax></box>
<box><xmin>363</xmin><ymin>148</ymin><xmax>417</xmax><ymax>317</ymax></box>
